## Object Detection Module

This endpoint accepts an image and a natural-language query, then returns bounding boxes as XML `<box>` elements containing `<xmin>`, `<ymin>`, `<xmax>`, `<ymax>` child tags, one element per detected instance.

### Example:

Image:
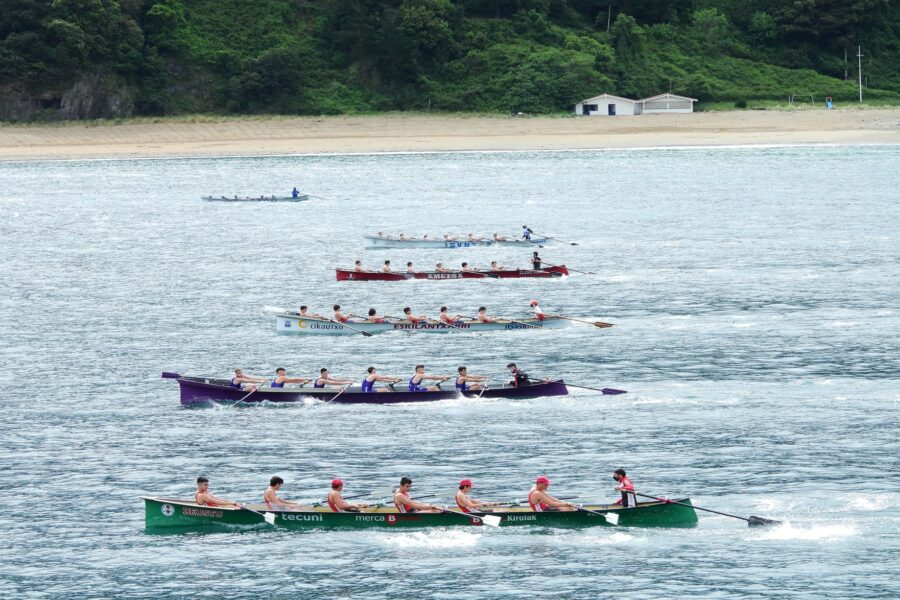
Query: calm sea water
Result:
<box><xmin>1</xmin><ymin>145</ymin><xmax>899</xmax><ymax>599</ymax></box>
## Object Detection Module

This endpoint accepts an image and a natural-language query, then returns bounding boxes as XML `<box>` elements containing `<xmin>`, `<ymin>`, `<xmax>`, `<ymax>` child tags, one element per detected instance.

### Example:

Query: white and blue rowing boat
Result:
<box><xmin>364</xmin><ymin>235</ymin><xmax>546</xmax><ymax>249</ymax></box>
<box><xmin>268</xmin><ymin>311</ymin><xmax>570</xmax><ymax>336</ymax></box>
<box><xmin>202</xmin><ymin>195</ymin><xmax>310</xmax><ymax>202</ymax></box>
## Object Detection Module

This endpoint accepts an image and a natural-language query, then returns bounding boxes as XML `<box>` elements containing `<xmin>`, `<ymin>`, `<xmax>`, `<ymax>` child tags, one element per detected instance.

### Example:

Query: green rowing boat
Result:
<box><xmin>143</xmin><ymin>496</ymin><xmax>698</xmax><ymax>530</ymax></box>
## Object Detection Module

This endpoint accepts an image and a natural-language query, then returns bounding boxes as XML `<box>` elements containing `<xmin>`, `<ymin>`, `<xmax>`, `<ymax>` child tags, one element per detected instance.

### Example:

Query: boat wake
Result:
<box><xmin>381</xmin><ymin>529</ymin><xmax>483</xmax><ymax>549</ymax></box>
<box><xmin>753</xmin><ymin>523</ymin><xmax>857</xmax><ymax>542</ymax></box>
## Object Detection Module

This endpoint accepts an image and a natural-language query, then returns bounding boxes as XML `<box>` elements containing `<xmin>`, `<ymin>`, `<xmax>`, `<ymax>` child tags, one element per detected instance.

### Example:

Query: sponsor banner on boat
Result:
<box><xmin>279</xmin><ymin>513</ymin><xmax>324</xmax><ymax>522</ymax></box>
<box><xmin>183</xmin><ymin>507</ymin><xmax>224</xmax><ymax>518</ymax></box>
<box><xmin>505</xmin><ymin>514</ymin><xmax>538</xmax><ymax>522</ymax></box>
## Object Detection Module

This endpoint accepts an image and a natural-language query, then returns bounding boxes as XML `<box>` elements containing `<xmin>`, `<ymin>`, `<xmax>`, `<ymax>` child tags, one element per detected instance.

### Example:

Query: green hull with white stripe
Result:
<box><xmin>143</xmin><ymin>496</ymin><xmax>698</xmax><ymax>531</ymax></box>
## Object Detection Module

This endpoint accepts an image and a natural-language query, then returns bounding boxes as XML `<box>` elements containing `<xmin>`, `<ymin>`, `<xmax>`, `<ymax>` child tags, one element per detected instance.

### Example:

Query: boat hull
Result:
<box><xmin>143</xmin><ymin>497</ymin><xmax>698</xmax><ymax>530</ymax></box>
<box><xmin>202</xmin><ymin>196</ymin><xmax>310</xmax><ymax>202</ymax></box>
<box><xmin>336</xmin><ymin>266</ymin><xmax>568</xmax><ymax>281</ymax></box>
<box><xmin>274</xmin><ymin>315</ymin><xmax>570</xmax><ymax>335</ymax></box>
<box><xmin>364</xmin><ymin>236</ymin><xmax>546</xmax><ymax>249</ymax></box>
<box><xmin>169</xmin><ymin>375</ymin><xmax>569</xmax><ymax>405</ymax></box>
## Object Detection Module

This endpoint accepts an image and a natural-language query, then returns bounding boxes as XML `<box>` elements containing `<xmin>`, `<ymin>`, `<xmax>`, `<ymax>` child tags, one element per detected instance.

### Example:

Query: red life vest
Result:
<box><xmin>528</xmin><ymin>487</ymin><xmax>549</xmax><ymax>512</ymax></box>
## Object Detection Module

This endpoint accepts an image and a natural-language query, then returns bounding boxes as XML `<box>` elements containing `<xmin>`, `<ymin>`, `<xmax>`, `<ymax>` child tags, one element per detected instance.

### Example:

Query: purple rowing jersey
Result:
<box><xmin>230</xmin><ymin>378</ymin><xmax>242</xmax><ymax>389</ymax></box>
<box><xmin>455</xmin><ymin>377</ymin><xmax>468</xmax><ymax>391</ymax></box>
<box><xmin>409</xmin><ymin>376</ymin><xmax>428</xmax><ymax>392</ymax></box>
<box><xmin>271</xmin><ymin>379</ymin><xmax>284</xmax><ymax>388</ymax></box>
<box><xmin>314</xmin><ymin>379</ymin><xmax>325</xmax><ymax>388</ymax></box>
<box><xmin>361</xmin><ymin>377</ymin><xmax>374</xmax><ymax>393</ymax></box>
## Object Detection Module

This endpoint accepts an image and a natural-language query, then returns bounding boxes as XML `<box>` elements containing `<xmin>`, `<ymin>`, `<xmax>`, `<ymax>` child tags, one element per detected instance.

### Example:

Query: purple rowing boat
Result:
<box><xmin>162</xmin><ymin>373</ymin><xmax>569</xmax><ymax>405</ymax></box>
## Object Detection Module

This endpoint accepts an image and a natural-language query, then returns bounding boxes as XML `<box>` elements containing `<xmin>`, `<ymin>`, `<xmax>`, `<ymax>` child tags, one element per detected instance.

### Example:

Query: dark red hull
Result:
<box><xmin>336</xmin><ymin>266</ymin><xmax>568</xmax><ymax>281</ymax></box>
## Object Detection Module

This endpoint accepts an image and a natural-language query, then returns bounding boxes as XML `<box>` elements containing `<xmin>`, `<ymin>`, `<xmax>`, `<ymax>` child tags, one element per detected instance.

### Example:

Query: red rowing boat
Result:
<box><xmin>336</xmin><ymin>266</ymin><xmax>569</xmax><ymax>281</ymax></box>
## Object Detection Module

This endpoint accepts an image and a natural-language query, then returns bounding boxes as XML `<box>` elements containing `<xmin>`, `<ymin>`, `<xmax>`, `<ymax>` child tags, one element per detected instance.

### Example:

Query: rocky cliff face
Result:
<box><xmin>0</xmin><ymin>72</ymin><xmax>134</xmax><ymax>121</ymax></box>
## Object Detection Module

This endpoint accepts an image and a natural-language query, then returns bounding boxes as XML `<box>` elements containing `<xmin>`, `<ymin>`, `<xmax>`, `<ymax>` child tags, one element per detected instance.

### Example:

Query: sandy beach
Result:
<box><xmin>0</xmin><ymin>109</ymin><xmax>898</xmax><ymax>160</ymax></box>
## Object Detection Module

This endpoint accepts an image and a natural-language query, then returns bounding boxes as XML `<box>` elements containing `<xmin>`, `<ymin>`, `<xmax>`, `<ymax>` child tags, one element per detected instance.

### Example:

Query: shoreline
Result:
<box><xmin>1</xmin><ymin>109</ymin><xmax>898</xmax><ymax>160</ymax></box>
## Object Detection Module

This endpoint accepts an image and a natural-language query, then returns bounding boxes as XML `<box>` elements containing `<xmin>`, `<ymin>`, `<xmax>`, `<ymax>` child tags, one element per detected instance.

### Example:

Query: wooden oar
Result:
<box><xmin>239</xmin><ymin>504</ymin><xmax>276</xmax><ymax>525</ymax></box>
<box><xmin>576</xmin><ymin>505</ymin><xmax>620</xmax><ymax>525</ymax></box>
<box><xmin>633</xmin><ymin>492</ymin><xmax>781</xmax><ymax>527</ymax></box>
<box><xmin>324</xmin><ymin>384</ymin><xmax>353</xmax><ymax>404</ymax></box>
<box><xmin>556</xmin><ymin>315</ymin><xmax>614</xmax><ymax>328</ymax></box>
<box><xmin>525</xmin><ymin>377</ymin><xmax>627</xmax><ymax>395</ymax></box>
<box><xmin>531</xmin><ymin>231</ymin><xmax>578</xmax><ymax>246</ymax></box>
<box><xmin>441</xmin><ymin>507</ymin><xmax>501</xmax><ymax>527</ymax></box>
<box><xmin>229</xmin><ymin>381</ymin><xmax>268</xmax><ymax>407</ymax></box>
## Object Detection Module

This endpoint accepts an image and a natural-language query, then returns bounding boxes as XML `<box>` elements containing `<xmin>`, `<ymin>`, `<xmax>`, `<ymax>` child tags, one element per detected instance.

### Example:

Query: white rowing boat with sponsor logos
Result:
<box><xmin>268</xmin><ymin>310</ymin><xmax>570</xmax><ymax>335</ymax></box>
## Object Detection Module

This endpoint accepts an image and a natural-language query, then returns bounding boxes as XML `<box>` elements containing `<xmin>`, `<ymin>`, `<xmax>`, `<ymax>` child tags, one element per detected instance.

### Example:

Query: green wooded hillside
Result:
<box><xmin>1</xmin><ymin>0</ymin><xmax>898</xmax><ymax>120</ymax></box>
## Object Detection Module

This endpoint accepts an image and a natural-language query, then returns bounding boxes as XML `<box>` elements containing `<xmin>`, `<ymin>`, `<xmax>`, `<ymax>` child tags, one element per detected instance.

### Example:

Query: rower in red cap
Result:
<box><xmin>394</xmin><ymin>477</ymin><xmax>441</xmax><ymax>513</ymax></box>
<box><xmin>529</xmin><ymin>300</ymin><xmax>546</xmax><ymax>321</ymax></box>
<box><xmin>528</xmin><ymin>476</ymin><xmax>577</xmax><ymax>512</ymax></box>
<box><xmin>455</xmin><ymin>479</ymin><xmax>500</xmax><ymax>513</ymax></box>
<box><xmin>326</xmin><ymin>479</ymin><xmax>368</xmax><ymax>513</ymax></box>
<box><xmin>612</xmin><ymin>468</ymin><xmax>637</xmax><ymax>508</ymax></box>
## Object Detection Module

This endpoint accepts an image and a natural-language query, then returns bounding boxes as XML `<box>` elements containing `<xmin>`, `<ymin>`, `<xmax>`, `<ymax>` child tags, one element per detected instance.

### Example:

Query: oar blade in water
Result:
<box><xmin>747</xmin><ymin>515</ymin><xmax>781</xmax><ymax>527</ymax></box>
<box><xmin>264</xmin><ymin>512</ymin><xmax>277</xmax><ymax>525</ymax></box>
<box><xmin>604</xmin><ymin>512</ymin><xmax>619</xmax><ymax>525</ymax></box>
<box><xmin>593</xmin><ymin>322</ymin><xmax>614</xmax><ymax>328</ymax></box>
<box><xmin>601</xmin><ymin>388</ymin><xmax>628</xmax><ymax>395</ymax></box>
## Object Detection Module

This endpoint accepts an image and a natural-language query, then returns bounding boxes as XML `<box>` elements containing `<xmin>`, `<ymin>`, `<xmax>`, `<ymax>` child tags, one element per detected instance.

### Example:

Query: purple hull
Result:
<box><xmin>166</xmin><ymin>374</ymin><xmax>569</xmax><ymax>405</ymax></box>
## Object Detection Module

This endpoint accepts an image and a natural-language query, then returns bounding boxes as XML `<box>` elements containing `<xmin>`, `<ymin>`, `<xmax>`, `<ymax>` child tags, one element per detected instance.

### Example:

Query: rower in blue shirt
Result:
<box><xmin>271</xmin><ymin>368</ymin><xmax>311</xmax><ymax>388</ymax></box>
<box><xmin>361</xmin><ymin>367</ymin><xmax>401</xmax><ymax>393</ymax></box>
<box><xmin>522</xmin><ymin>225</ymin><xmax>533</xmax><ymax>240</ymax></box>
<box><xmin>408</xmin><ymin>365</ymin><xmax>449</xmax><ymax>392</ymax></box>
<box><xmin>291</xmin><ymin>187</ymin><xmax>300</xmax><ymax>198</ymax></box>
<box><xmin>455</xmin><ymin>366</ymin><xmax>488</xmax><ymax>391</ymax></box>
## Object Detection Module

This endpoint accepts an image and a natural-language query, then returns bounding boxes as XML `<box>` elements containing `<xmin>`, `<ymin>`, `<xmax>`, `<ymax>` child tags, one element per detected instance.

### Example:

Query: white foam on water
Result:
<box><xmin>732</xmin><ymin>322</ymin><xmax>754</xmax><ymax>328</ymax></box>
<box><xmin>826</xmin><ymin>321</ymin><xmax>858</xmax><ymax>327</ymax></box>
<box><xmin>604</xmin><ymin>274</ymin><xmax>631</xmax><ymax>282</ymax></box>
<box><xmin>380</xmin><ymin>529</ymin><xmax>482</xmax><ymax>549</ymax></box>
<box><xmin>846</xmin><ymin>494</ymin><xmax>899</xmax><ymax>511</ymax></box>
<box><xmin>754</xmin><ymin>523</ymin><xmax>857</xmax><ymax>541</ymax></box>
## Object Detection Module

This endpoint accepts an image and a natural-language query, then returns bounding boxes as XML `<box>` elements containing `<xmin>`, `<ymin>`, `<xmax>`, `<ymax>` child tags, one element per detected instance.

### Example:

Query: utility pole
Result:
<box><xmin>857</xmin><ymin>45</ymin><xmax>863</xmax><ymax>104</ymax></box>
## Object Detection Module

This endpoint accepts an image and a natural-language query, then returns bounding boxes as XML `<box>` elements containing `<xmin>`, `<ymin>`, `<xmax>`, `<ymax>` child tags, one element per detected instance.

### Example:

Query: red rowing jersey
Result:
<box><xmin>394</xmin><ymin>492</ymin><xmax>413</xmax><ymax>513</ymax></box>
<box><xmin>528</xmin><ymin>487</ymin><xmax>549</xmax><ymax>512</ymax></box>
<box><xmin>195</xmin><ymin>492</ymin><xmax>217</xmax><ymax>507</ymax></box>
<box><xmin>327</xmin><ymin>492</ymin><xmax>342</xmax><ymax>512</ymax></box>
<box><xmin>455</xmin><ymin>492</ymin><xmax>471</xmax><ymax>513</ymax></box>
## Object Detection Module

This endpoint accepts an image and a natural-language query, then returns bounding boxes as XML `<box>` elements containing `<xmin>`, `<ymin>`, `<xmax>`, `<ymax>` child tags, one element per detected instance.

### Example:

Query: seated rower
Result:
<box><xmin>399</xmin><ymin>233</ymin><xmax>409</xmax><ymax>241</ymax></box>
<box><xmin>456</xmin><ymin>479</ymin><xmax>500</xmax><ymax>513</ymax></box>
<box><xmin>492</xmin><ymin>233</ymin><xmax>509</xmax><ymax>242</ymax></box>
<box><xmin>314</xmin><ymin>368</ymin><xmax>354</xmax><ymax>388</ymax></box>
<box><xmin>354</xmin><ymin>260</ymin><xmax>365</xmax><ymax>273</ymax></box>
<box><xmin>297</xmin><ymin>305</ymin><xmax>324</xmax><ymax>319</ymax></box>
<box><xmin>461</xmin><ymin>262</ymin><xmax>476</xmax><ymax>273</ymax></box>
<box><xmin>362</xmin><ymin>367</ymin><xmax>401</xmax><ymax>393</ymax></box>
<box><xmin>612</xmin><ymin>468</ymin><xmax>637</xmax><ymax>508</ymax></box>
<box><xmin>490</xmin><ymin>260</ymin><xmax>507</xmax><ymax>271</ymax></box>
<box><xmin>195</xmin><ymin>476</ymin><xmax>240</xmax><ymax>508</ymax></box>
<box><xmin>230</xmin><ymin>368</ymin><xmax>266</xmax><ymax>391</ymax></box>
<box><xmin>439</xmin><ymin>306</ymin><xmax>464</xmax><ymax>324</ymax></box>
<box><xmin>467</xmin><ymin>233</ymin><xmax>483</xmax><ymax>242</ymax></box>
<box><xmin>530</xmin><ymin>299</ymin><xmax>547</xmax><ymax>321</ymax></box>
<box><xmin>402</xmin><ymin>306</ymin><xmax>428</xmax><ymax>324</ymax></box>
<box><xmin>376</xmin><ymin>231</ymin><xmax>388</xmax><ymax>239</ymax></box>
<box><xmin>528</xmin><ymin>476</ymin><xmax>577</xmax><ymax>512</ymax></box>
<box><xmin>272</xmin><ymin>368</ymin><xmax>311</xmax><ymax>388</ymax></box>
<box><xmin>456</xmin><ymin>366</ymin><xmax>488</xmax><ymax>391</ymax></box>
<box><xmin>476</xmin><ymin>306</ymin><xmax>495</xmax><ymax>323</ymax></box>
<box><xmin>409</xmin><ymin>364</ymin><xmax>449</xmax><ymax>392</ymax></box>
<box><xmin>333</xmin><ymin>304</ymin><xmax>350</xmax><ymax>323</ymax></box>
<box><xmin>443</xmin><ymin>234</ymin><xmax>458</xmax><ymax>241</ymax></box>
<box><xmin>264</xmin><ymin>476</ymin><xmax>304</xmax><ymax>509</ymax></box>
<box><xmin>291</xmin><ymin>187</ymin><xmax>300</xmax><ymax>198</ymax></box>
<box><xmin>327</xmin><ymin>479</ymin><xmax>367</xmax><ymax>513</ymax></box>
<box><xmin>406</xmin><ymin>261</ymin><xmax>414</xmax><ymax>273</ymax></box>
<box><xmin>532</xmin><ymin>251</ymin><xmax>542</xmax><ymax>270</ymax></box>
<box><xmin>366</xmin><ymin>308</ymin><xmax>386</xmax><ymax>323</ymax></box>
<box><xmin>435</xmin><ymin>262</ymin><xmax>450</xmax><ymax>273</ymax></box>
<box><xmin>394</xmin><ymin>477</ymin><xmax>441</xmax><ymax>513</ymax></box>
<box><xmin>507</xmin><ymin>362</ymin><xmax>530</xmax><ymax>387</ymax></box>
<box><xmin>382</xmin><ymin>260</ymin><xmax>392</xmax><ymax>273</ymax></box>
